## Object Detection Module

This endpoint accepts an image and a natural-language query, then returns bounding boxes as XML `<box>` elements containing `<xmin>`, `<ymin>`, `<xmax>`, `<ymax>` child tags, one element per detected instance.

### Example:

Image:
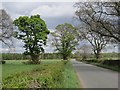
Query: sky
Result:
<box><xmin>1</xmin><ymin>2</ymin><xmax>77</xmax><ymax>53</ymax></box>
<box><xmin>0</xmin><ymin>2</ymin><xmax>118</xmax><ymax>53</ymax></box>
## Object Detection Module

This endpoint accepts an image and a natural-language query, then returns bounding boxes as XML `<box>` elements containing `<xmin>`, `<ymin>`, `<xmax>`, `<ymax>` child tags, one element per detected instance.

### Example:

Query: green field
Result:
<box><xmin>2</xmin><ymin>60</ymin><xmax>58</xmax><ymax>79</ymax></box>
<box><xmin>2</xmin><ymin>60</ymin><xmax>80</xmax><ymax>88</ymax></box>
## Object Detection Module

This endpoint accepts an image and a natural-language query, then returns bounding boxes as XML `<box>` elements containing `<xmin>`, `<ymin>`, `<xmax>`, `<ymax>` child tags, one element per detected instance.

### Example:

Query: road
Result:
<box><xmin>71</xmin><ymin>59</ymin><xmax>119</xmax><ymax>88</ymax></box>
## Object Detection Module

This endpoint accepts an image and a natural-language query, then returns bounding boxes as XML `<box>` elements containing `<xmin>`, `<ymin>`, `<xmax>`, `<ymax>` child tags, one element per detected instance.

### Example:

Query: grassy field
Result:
<box><xmin>2</xmin><ymin>59</ymin><xmax>80</xmax><ymax>88</ymax></box>
<box><xmin>2</xmin><ymin>60</ymin><xmax>59</xmax><ymax>79</ymax></box>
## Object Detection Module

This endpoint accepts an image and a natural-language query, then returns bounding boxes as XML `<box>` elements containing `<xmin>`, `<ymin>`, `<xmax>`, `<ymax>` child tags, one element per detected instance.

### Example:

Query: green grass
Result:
<box><xmin>82</xmin><ymin>60</ymin><xmax>120</xmax><ymax>72</ymax></box>
<box><xmin>2</xmin><ymin>59</ymin><xmax>80</xmax><ymax>88</ymax></box>
<box><xmin>2</xmin><ymin>60</ymin><xmax>60</xmax><ymax>79</ymax></box>
<box><xmin>63</xmin><ymin>62</ymin><xmax>80</xmax><ymax>88</ymax></box>
<box><xmin>2</xmin><ymin>60</ymin><xmax>39</xmax><ymax>79</ymax></box>
<box><xmin>92</xmin><ymin>63</ymin><xmax>120</xmax><ymax>72</ymax></box>
<box><xmin>0</xmin><ymin>64</ymin><xmax>2</xmax><ymax>81</ymax></box>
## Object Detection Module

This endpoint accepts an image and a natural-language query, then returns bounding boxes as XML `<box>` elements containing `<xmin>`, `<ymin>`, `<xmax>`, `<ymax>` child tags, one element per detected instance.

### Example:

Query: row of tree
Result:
<box><xmin>0</xmin><ymin>2</ymin><xmax>119</xmax><ymax>64</ymax></box>
<box><xmin>74</xmin><ymin>2</ymin><xmax>119</xmax><ymax>59</ymax></box>
<box><xmin>52</xmin><ymin>2</ymin><xmax>119</xmax><ymax>60</ymax></box>
<box><xmin>2</xmin><ymin>53</ymin><xmax>63</xmax><ymax>60</ymax></box>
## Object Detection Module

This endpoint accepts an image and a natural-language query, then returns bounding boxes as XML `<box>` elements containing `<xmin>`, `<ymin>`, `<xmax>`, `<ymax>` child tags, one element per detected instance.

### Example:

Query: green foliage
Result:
<box><xmin>2</xmin><ymin>61</ymin><xmax>64</xmax><ymax>88</ymax></box>
<box><xmin>76</xmin><ymin>52</ymin><xmax>120</xmax><ymax>71</ymax></box>
<box><xmin>100</xmin><ymin>53</ymin><xmax>119</xmax><ymax>60</ymax></box>
<box><xmin>13</xmin><ymin>15</ymin><xmax>49</xmax><ymax>63</ymax></box>
<box><xmin>40</xmin><ymin>53</ymin><xmax>62</xmax><ymax>59</ymax></box>
<box><xmin>52</xmin><ymin>23</ymin><xmax>78</xmax><ymax>60</ymax></box>
<box><xmin>82</xmin><ymin>60</ymin><xmax>120</xmax><ymax>72</ymax></box>
<box><xmin>0</xmin><ymin>60</ymin><xmax>6</xmax><ymax>64</ymax></box>
<box><xmin>2</xmin><ymin>53</ymin><xmax>30</xmax><ymax>60</ymax></box>
<box><xmin>74</xmin><ymin>52</ymin><xmax>119</xmax><ymax>61</ymax></box>
<box><xmin>2</xmin><ymin>60</ymin><xmax>80</xmax><ymax>88</ymax></box>
<box><xmin>1</xmin><ymin>53</ymin><xmax>62</xmax><ymax>60</ymax></box>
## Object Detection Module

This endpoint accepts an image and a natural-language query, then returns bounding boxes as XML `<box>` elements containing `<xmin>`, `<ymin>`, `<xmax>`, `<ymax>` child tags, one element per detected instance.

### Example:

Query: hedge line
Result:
<box><xmin>1</xmin><ymin>53</ymin><xmax>62</xmax><ymax>60</ymax></box>
<box><xmin>74</xmin><ymin>52</ymin><xmax>119</xmax><ymax>61</ymax></box>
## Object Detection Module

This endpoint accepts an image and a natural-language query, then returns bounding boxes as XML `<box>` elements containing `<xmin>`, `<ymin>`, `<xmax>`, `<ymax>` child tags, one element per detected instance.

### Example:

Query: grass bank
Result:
<box><xmin>63</xmin><ymin>61</ymin><xmax>80</xmax><ymax>88</ymax></box>
<box><xmin>91</xmin><ymin>63</ymin><xmax>120</xmax><ymax>72</ymax></box>
<box><xmin>79</xmin><ymin>60</ymin><xmax>120</xmax><ymax>72</ymax></box>
<box><xmin>2</xmin><ymin>60</ymin><xmax>80</xmax><ymax>88</ymax></box>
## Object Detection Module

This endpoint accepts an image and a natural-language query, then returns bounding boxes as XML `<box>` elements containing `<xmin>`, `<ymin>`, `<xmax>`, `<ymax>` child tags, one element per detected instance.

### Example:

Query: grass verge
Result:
<box><xmin>63</xmin><ymin>61</ymin><xmax>80</xmax><ymax>88</ymax></box>
<box><xmin>2</xmin><ymin>60</ymin><xmax>80</xmax><ymax>88</ymax></box>
<box><xmin>92</xmin><ymin>63</ymin><xmax>120</xmax><ymax>72</ymax></box>
<box><xmin>82</xmin><ymin>61</ymin><xmax>120</xmax><ymax>72</ymax></box>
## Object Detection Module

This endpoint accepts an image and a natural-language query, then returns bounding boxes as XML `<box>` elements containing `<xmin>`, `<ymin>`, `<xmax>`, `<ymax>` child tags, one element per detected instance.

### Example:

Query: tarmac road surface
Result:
<box><xmin>71</xmin><ymin>59</ymin><xmax>119</xmax><ymax>88</ymax></box>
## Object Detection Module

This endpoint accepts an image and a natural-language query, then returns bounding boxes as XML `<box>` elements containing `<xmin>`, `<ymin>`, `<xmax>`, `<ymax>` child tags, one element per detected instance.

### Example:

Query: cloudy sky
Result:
<box><xmin>1</xmin><ymin>2</ymin><xmax>78</xmax><ymax>53</ymax></box>
<box><xmin>0</xmin><ymin>2</ymin><xmax>118</xmax><ymax>53</ymax></box>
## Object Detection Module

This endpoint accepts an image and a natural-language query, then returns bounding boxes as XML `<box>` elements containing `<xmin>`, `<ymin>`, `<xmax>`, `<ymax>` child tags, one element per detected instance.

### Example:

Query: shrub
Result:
<box><xmin>2</xmin><ymin>53</ymin><xmax>62</xmax><ymax>60</ymax></box>
<box><xmin>0</xmin><ymin>60</ymin><xmax>6</xmax><ymax>64</ymax></box>
<box><xmin>22</xmin><ymin>60</ymin><xmax>41</xmax><ymax>65</ymax></box>
<box><xmin>82</xmin><ymin>59</ymin><xmax>101</xmax><ymax>64</ymax></box>
<box><xmin>61</xmin><ymin>60</ymin><xmax>69</xmax><ymax>65</ymax></box>
<box><xmin>101</xmin><ymin>60</ymin><xmax>120</xmax><ymax>66</ymax></box>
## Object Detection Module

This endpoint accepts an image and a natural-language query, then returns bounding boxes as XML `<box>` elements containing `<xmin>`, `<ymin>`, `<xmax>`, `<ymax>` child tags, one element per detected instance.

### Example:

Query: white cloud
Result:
<box><xmin>2</xmin><ymin>2</ymin><xmax>40</xmax><ymax>19</ymax></box>
<box><xmin>3</xmin><ymin>2</ymin><xmax>39</xmax><ymax>14</ymax></box>
<box><xmin>31</xmin><ymin>3</ymin><xmax>75</xmax><ymax>18</ymax></box>
<box><xmin>0</xmin><ymin>2</ymin><xmax>2</xmax><ymax>9</ymax></box>
<box><xmin>0</xmin><ymin>48</ymin><xmax>9</xmax><ymax>52</ymax></box>
<box><xmin>2</xmin><ymin>0</ymin><xmax>79</xmax><ymax>2</ymax></box>
<box><xmin>2</xmin><ymin>2</ymin><xmax>75</xmax><ymax>19</ymax></box>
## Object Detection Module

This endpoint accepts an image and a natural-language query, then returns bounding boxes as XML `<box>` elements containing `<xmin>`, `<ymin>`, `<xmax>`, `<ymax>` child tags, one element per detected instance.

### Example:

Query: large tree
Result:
<box><xmin>74</xmin><ymin>2</ymin><xmax>120</xmax><ymax>42</ymax></box>
<box><xmin>77</xmin><ymin>25</ymin><xmax>110</xmax><ymax>59</ymax></box>
<box><xmin>52</xmin><ymin>23</ymin><xmax>78</xmax><ymax>60</ymax></box>
<box><xmin>13</xmin><ymin>15</ymin><xmax>49</xmax><ymax>64</ymax></box>
<box><xmin>0</xmin><ymin>9</ymin><xmax>14</xmax><ymax>47</ymax></box>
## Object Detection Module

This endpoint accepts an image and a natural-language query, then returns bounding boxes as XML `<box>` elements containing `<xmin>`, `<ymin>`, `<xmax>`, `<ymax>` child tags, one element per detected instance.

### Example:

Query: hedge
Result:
<box><xmin>1</xmin><ymin>53</ymin><xmax>62</xmax><ymax>60</ymax></box>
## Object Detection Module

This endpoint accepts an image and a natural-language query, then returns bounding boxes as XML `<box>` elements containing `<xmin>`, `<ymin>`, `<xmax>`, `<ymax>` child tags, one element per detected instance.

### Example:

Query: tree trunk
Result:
<box><xmin>31</xmin><ymin>54</ymin><xmax>40</xmax><ymax>64</ymax></box>
<box><xmin>95</xmin><ymin>51</ymin><xmax>101</xmax><ymax>59</ymax></box>
<box><xmin>95</xmin><ymin>54</ymin><xmax>100</xmax><ymax>59</ymax></box>
<box><xmin>63</xmin><ymin>55</ymin><xmax>68</xmax><ymax>60</ymax></box>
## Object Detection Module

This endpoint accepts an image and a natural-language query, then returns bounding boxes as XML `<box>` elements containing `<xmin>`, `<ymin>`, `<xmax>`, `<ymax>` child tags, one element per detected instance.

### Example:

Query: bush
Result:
<box><xmin>22</xmin><ymin>60</ymin><xmax>41</xmax><ymax>65</ymax></box>
<box><xmin>2</xmin><ymin>53</ymin><xmax>30</xmax><ymax>60</ymax></box>
<box><xmin>0</xmin><ymin>60</ymin><xmax>6</xmax><ymax>64</ymax></box>
<box><xmin>101</xmin><ymin>60</ymin><xmax>120</xmax><ymax>66</ymax></box>
<box><xmin>81</xmin><ymin>59</ymin><xmax>102</xmax><ymax>64</ymax></box>
<box><xmin>61</xmin><ymin>60</ymin><xmax>69</xmax><ymax>65</ymax></box>
<box><xmin>2</xmin><ymin>53</ymin><xmax>62</xmax><ymax>60</ymax></box>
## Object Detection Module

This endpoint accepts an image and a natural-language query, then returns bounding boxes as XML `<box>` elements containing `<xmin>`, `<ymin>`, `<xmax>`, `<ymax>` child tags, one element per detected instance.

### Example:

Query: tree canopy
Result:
<box><xmin>13</xmin><ymin>14</ymin><xmax>50</xmax><ymax>64</ymax></box>
<box><xmin>76</xmin><ymin>25</ymin><xmax>110</xmax><ymax>59</ymax></box>
<box><xmin>74</xmin><ymin>2</ymin><xmax>120</xmax><ymax>42</ymax></box>
<box><xmin>52</xmin><ymin>23</ymin><xmax>78</xmax><ymax>60</ymax></box>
